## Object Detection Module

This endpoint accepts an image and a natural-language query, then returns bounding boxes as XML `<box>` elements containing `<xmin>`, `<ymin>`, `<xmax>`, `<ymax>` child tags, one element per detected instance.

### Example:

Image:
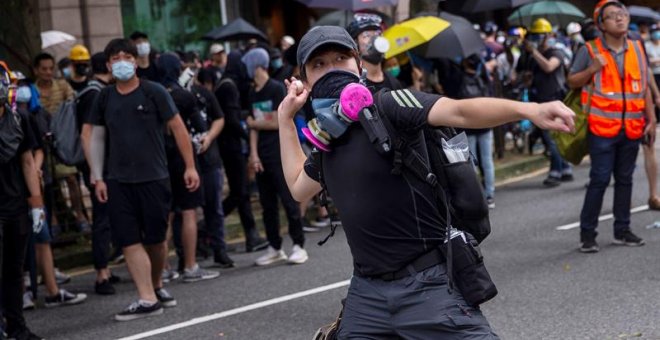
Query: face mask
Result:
<box><xmin>61</xmin><ymin>68</ymin><xmax>72</xmax><ymax>79</ymax></box>
<box><xmin>362</xmin><ymin>36</ymin><xmax>389</xmax><ymax>64</ymax></box>
<box><xmin>545</xmin><ymin>38</ymin><xmax>557</xmax><ymax>48</ymax></box>
<box><xmin>74</xmin><ymin>63</ymin><xmax>89</xmax><ymax>77</ymax></box>
<box><xmin>16</xmin><ymin>86</ymin><xmax>32</xmax><ymax>103</ymax></box>
<box><xmin>303</xmin><ymin>70</ymin><xmax>372</xmax><ymax>152</ymax></box>
<box><xmin>653</xmin><ymin>31</ymin><xmax>660</xmax><ymax>41</ymax></box>
<box><xmin>385</xmin><ymin>66</ymin><xmax>401</xmax><ymax>78</ymax></box>
<box><xmin>111</xmin><ymin>60</ymin><xmax>136</xmax><ymax>81</ymax></box>
<box><xmin>271</xmin><ymin>58</ymin><xmax>283</xmax><ymax>70</ymax></box>
<box><xmin>136</xmin><ymin>42</ymin><xmax>151</xmax><ymax>57</ymax></box>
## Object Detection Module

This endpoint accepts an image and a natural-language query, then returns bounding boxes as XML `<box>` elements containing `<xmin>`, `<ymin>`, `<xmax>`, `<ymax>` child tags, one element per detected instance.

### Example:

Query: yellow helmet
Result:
<box><xmin>69</xmin><ymin>44</ymin><xmax>91</xmax><ymax>61</ymax></box>
<box><xmin>529</xmin><ymin>18</ymin><xmax>552</xmax><ymax>34</ymax></box>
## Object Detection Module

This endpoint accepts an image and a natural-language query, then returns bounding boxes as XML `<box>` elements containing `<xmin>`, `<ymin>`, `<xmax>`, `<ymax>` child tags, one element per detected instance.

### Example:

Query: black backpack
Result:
<box><xmin>50</xmin><ymin>81</ymin><xmax>102</xmax><ymax>165</ymax></box>
<box><xmin>458</xmin><ymin>72</ymin><xmax>488</xmax><ymax>99</ymax></box>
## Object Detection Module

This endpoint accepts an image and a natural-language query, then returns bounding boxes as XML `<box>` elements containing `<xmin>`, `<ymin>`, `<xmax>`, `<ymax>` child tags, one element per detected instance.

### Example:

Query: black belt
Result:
<box><xmin>356</xmin><ymin>248</ymin><xmax>446</xmax><ymax>282</ymax></box>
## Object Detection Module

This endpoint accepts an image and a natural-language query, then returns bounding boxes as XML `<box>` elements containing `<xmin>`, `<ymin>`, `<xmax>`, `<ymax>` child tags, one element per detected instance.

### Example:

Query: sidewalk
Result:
<box><xmin>52</xmin><ymin>150</ymin><xmax>550</xmax><ymax>271</ymax></box>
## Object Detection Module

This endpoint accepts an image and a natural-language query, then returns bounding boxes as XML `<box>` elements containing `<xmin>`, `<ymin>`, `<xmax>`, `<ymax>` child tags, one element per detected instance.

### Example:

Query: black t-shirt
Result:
<box><xmin>69</xmin><ymin>78</ymin><xmax>88</xmax><ymax>92</ymax></box>
<box><xmin>137</xmin><ymin>62</ymin><xmax>160</xmax><ymax>82</ymax></box>
<box><xmin>165</xmin><ymin>86</ymin><xmax>205</xmax><ymax>174</ymax></box>
<box><xmin>249</xmin><ymin>78</ymin><xmax>286</xmax><ymax>164</ymax></box>
<box><xmin>518</xmin><ymin>48</ymin><xmax>567</xmax><ymax>103</ymax></box>
<box><xmin>191</xmin><ymin>85</ymin><xmax>224</xmax><ymax>172</ymax></box>
<box><xmin>0</xmin><ymin>109</ymin><xmax>37</xmax><ymax>217</ymax></box>
<box><xmin>76</xmin><ymin>80</ymin><xmax>106</xmax><ymax>132</ymax></box>
<box><xmin>304</xmin><ymin>89</ymin><xmax>446</xmax><ymax>276</ymax></box>
<box><xmin>366</xmin><ymin>71</ymin><xmax>403</xmax><ymax>92</ymax></box>
<box><xmin>90</xmin><ymin>80</ymin><xmax>177</xmax><ymax>183</ymax></box>
<box><xmin>216</xmin><ymin>78</ymin><xmax>246</xmax><ymax>148</ymax></box>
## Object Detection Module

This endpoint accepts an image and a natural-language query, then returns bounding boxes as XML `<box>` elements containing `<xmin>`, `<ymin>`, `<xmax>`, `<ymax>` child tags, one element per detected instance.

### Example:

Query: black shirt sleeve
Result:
<box><xmin>215</xmin><ymin>80</ymin><xmax>245</xmax><ymax>139</ymax></box>
<box><xmin>18</xmin><ymin>110</ymin><xmax>38</xmax><ymax>154</ymax></box>
<box><xmin>79</xmin><ymin>90</ymin><xmax>100</xmax><ymax>125</ymax></box>
<box><xmin>271</xmin><ymin>80</ymin><xmax>286</xmax><ymax>109</ymax></box>
<box><xmin>147</xmin><ymin>82</ymin><xmax>178</xmax><ymax>122</ymax></box>
<box><xmin>378</xmin><ymin>89</ymin><xmax>442</xmax><ymax>132</ymax></box>
<box><xmin>303</xmin><ymin>153</ymin><xmax>321</xmax><ymax>183</ymax></box>
<box><xmin>89</xmin><ymin>86</ymin><xmax>109</xmax><ymax>126</ymax></box>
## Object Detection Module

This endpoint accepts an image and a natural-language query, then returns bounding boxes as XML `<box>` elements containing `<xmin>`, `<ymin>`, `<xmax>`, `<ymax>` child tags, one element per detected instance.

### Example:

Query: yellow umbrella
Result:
<box><xmin>383</xmin><ymin>16</ymin><xmax>451</xmax><ymax>59</ymax></box>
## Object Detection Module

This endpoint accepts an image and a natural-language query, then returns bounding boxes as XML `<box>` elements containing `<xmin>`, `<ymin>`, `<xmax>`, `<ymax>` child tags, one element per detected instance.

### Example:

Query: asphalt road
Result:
<box><xmin>27</xmin><ymin>146</ymin><xmax>660</xmax><ymax>340</ymax></box>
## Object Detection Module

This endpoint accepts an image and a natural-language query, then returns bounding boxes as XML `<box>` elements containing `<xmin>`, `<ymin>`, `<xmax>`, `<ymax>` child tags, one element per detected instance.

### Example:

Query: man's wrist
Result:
<box><xmin>27</xmin><ymin>196</ymin><xmax>44</xmax><ymax>208</ymax></box>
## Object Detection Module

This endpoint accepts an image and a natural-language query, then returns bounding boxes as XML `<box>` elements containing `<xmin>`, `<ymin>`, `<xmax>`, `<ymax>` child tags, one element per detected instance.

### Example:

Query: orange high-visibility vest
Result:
<box><xmin>581</xmin><ymin>37</ymin><xmax>648</xmax><ymax>139</ymax></box>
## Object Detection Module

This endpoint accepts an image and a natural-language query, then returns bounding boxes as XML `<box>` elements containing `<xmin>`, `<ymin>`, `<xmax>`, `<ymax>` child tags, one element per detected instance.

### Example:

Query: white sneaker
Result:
<box><xmin>255</xmin><ymin>246</ymin><xmax>287</xmax><ymax>266</ymax></box>
<box><xmin>287</xmin><ymin>245</ymin><xmax>308</xmax><ymax>265</ymax></box>
<box><xmin>23</xmin><ymin>292</ymin><xmax>35</xmax><ymax>310</ymax></box>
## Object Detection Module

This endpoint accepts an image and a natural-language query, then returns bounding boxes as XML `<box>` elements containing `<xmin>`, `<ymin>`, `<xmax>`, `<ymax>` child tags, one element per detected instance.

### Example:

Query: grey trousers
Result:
<box><xmin>339</xmin><ymin>264</ymin><xmax>499</xmax><ymax>340</ymax></box>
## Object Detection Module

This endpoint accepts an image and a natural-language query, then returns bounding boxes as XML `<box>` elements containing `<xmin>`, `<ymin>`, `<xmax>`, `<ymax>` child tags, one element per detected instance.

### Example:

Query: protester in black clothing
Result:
<box><xmin>158</xmin><ymin>52</ymin><xmax>220</xmax><ymax>282</ymax></box>
<box><xmin>78</xmin><ymin>52</ymin><xmax>120</xmax><ymax>295</ymax></box>
<box><xmin>270</xmin><ymin>48</ymin><xmax>294</xmax><ymax>83</ymax></box>
<box><xmin>0</xmin><ymin>80</ymin><xmax>46</xmax><ymax>340</ymax></box>
<box><xmin>216</xmin><ymin>53</ymin><xmax>268</xmax><ymax>252</ymax></box>
<box><xmin>278</xmin><ymin>26</ymin><xmax>574</xmax><ymax>338</ymax></box>
<box><xmin>242</xmin><ymin>48</ymin><xmax>307</xmax><ymax>265</ymax></box>
<box><xmin>89</xmin><ymin>39</ymin><xmax>200</xmax><ymax>321</ymax></box>
<box><xmin>130</xmin><ymin>31</ymin><xmax>160</xmax><ymax>82</ymax></box>
<box><xmin>347</xmin><ymin>13</ymin><xmax>402</xmax><ymax>91</ymax></box>
<box><xmin>68</xmin><ymin>44</ymin><xmax>91</xmax><ymax>92</ymax></box>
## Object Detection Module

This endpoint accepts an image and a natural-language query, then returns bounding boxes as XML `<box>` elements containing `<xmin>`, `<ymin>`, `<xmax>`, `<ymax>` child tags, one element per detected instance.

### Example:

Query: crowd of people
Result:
<box><xmin>0</xmin><ymin>0</ymin><xmax>659</xmax><ymax>338</ymax></box>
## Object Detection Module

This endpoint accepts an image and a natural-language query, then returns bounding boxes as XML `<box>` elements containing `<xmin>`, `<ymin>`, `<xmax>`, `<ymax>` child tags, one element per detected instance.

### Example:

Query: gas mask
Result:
<box><xmin>361</xmin><ymin>35</ymin><xmax>390</xmax><ymax>65</ymax></box>
<box><xmin>302</xmin><ymin>70</ymin><xmax>373</xmax><ymax>152</ymax></box>
<box><xmin>74</xmin><ymin>63</ymin><xmax>90</xmax><ymax>77</ymax></box>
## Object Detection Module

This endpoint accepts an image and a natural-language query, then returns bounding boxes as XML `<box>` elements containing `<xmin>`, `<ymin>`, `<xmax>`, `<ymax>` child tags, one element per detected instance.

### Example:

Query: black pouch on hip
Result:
<box><xmin>441</xmin><ymin>231</ymin><xmax>498</xmax><ymax>307</ymax></box>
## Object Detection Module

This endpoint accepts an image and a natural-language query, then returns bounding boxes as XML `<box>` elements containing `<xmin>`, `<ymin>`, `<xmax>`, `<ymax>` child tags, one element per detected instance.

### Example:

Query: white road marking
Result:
<box><xmin>116</xmin><ymin>279</ymin><xmax>351</xmax><ymax>340</ymax></box>
<box><xmin>555</xmin><ymin>205</ymin><xmax>649</xmax><ymax>231</ymax></box>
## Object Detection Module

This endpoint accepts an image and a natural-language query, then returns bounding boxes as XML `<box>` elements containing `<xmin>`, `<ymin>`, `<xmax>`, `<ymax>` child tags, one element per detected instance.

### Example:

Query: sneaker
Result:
<box><xmin>486</xmin><ymin>197</ymin><xmax>495</xmax><ymax>209</ymax></box>
<box><xmin>114</xmin><ymin>301</ymin><xmax>163</xmax><ymax>321</ymax></box>
<box><xmin>23</xmin><ymin>292</ymin><xmax>35</xmax><ymax>310</ymax></box>
<box><xmin>310</xmin><ymin>216</ymin><xmax>331</xmax><ymax>228</ymax></box>
<box><xmin>287</xmin><ymin>245</ymin><xmax>309</xmax><ymax>265</ymax></box>
<box><xmin>155</xmin><ymin>288</ymin><xmax>177</xmax><ymax>307</ymax></box>
<box><xmin>7</xmin><ymin>328</ymin><xmax>44</xmax><ymax>340</ymax></box>
<box><xmin>95</xmin><ymin>279</ymin><xmax>116</xmax><ymax>295</ymax></box>
<box><xmin>579</xmin><ymin>232</ymin><xmax>599</xmax><ymax>253</ymax></box>
<box><xmin>560</xmin><ymin>173</ymin><xmax>574</xmax><ymax>182</ymax></box>
<box><xmin>44</xmin><ymin>289</ymin><xmax>87</xmax><ymax>308</ymax></box>
<box><xmin>108</xmin><ymin>273</ymin><xmax>121</xmax><ymax>284</ymax></box>
<box><xmin>182</xmin><ymin>264</ymin><xmax>220</xmax><ymax>283</ymax></box>
<box><xmin>255</xmin><ymin>246</ymin><xmax>287</xmax><ymax>266</ymax></box>
<box><xmin>54</xmin><ymin>268</ymin><xmax>70</xmax><ymax>285</ymax></box>
<box><xmin>302</xmin><ymin>220</ymin><xmax>323</xmax><ymax>233</ymax></box>
<box><xmin>246</xmin><ymin>237</ymin><xmax>269</xmax><ymax>253</ymax></box>
<box><xmin>543</xmin><ymin>176</ymin><xmax>561</xmax><ymax>187</ymax></box>
<box><xmin>613</xmin><ymin>230</ymin><xmax>645</xmax><ymax>247</ymax></box>
<box><xmin>213</xmin><ymin>251</ymin><xmax>235</xmax><ymax>268</ymax></box>
<box><xmin>161</xmin><ymin>269</ymin><xmax>180</xmax><ymax>283</ymax></box>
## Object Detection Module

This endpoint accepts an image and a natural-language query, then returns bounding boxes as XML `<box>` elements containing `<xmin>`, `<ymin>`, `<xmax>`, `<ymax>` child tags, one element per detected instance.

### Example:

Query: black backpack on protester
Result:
<box><xmin>314</xmin><ymin>89</ymin><xmax>497</xmax><ymax>304</ymax></box>
<box><xmin>49</xmin><ymin>81</ymin><xmax>103</xmax><ymax>166</ymax></box>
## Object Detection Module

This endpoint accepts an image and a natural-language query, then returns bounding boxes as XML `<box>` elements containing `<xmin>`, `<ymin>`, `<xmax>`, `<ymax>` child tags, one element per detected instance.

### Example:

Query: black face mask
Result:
<box><xmin>361</xmin><ymin>35</ymin><xmax>386</xmax><ymax>65</ymax></box>
<box><xmin>311</xmin><ymin>69</ymin><xmax>361</xmax><ymax>99</ymax></box>
<box><xmin>74</xmin><ymin>63</ymin><xmax>89</xmax><ymax>77</ymax></box>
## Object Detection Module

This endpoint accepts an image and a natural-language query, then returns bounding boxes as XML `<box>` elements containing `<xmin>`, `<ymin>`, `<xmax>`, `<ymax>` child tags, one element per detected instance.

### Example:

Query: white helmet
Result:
<box><xmin>566</xmin><ymin>22</ymin><xmax>582</xmax><ymax>35</ymax></box>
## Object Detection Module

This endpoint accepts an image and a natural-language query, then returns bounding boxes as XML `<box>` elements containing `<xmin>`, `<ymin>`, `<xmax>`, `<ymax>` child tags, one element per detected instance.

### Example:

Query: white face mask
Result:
<box><xmin>136</xmin><ymin>42</ymin><xmax>151</xmax><ymax>57</ymax></box>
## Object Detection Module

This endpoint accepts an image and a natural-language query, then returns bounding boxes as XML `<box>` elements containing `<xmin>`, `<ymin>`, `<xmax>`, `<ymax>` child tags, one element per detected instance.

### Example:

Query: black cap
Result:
<box><xmin>297</xmin><ymin>26</ymin><xmax>358</xmax><ymax>67</ymax></box>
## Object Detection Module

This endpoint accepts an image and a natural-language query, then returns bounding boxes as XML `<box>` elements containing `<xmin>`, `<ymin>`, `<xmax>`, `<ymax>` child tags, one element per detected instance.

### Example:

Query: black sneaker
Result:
<box><xmin>246</xmin><ymin>237</ymin><xmax>269</xmax><ymax>253</ymax></box>
<box><xmin>213</xmin><ymin>251</ymin><xmax>235</xmax><ymax>268</ymax></box>
<box><xmin>109</xmin><ymin>273</ymin><xmax>121</xmax><ymax>284</ymax></box>
<box><xmin>155</xmin><ymin>288</ymin><xmax>177</xmax><ymax>307</ymax></box>
<box><xmin>560</xmin><ymin>173</ymin><xmax>574</xmax><ymax>182</ymax></box>
<box><xmin>44</xmin><ymin>289</ymin><xmax>87</xmax><ymax>307</ymax></box>
<box><xmin>580</xmin><ymin>232</ymin><xmax>599</xmax><ymax>253</ymax></box>
<box><xmin>543</xmin><ymin>176</ymin><xmax>561</xmax><ymax>187</ymax></box>
<box><xmin>613</xmin><ymin>230</ymin><xmax>645</xmax><ymax>247</ymax></box>
<box><xmin>302</xmin><ymin>220</ymin><xmax>323</xmax><ymax>233</ymax></box>
<box><xmin>95</xmin><ymin>279</ymin><xmax>116</xmax><ymax>295</ymax></box>
<box><xmin>115</xmin><ymin>301</ymin><xmax>163</xmax><ymax>321</ymax></box>
<box><xmin>486</xmin><ymin>197</ymin><xmax>495</xmax><ymax>209</ymax></box>
<box><xmin>7</xmin><ymin>328</ymin><xmax>44</xmax><ymax>340</ymax></box>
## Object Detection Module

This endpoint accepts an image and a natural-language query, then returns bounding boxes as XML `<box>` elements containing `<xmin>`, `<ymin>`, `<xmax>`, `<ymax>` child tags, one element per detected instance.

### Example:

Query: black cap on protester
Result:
<box><xmin>297</xmin><ymin>26</ymin><xmax>358</xmax><ymax>67</ymax></box>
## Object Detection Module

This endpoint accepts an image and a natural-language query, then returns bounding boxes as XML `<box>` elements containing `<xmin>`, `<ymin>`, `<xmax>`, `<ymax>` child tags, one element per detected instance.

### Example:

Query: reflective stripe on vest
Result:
<box><xmin>581</xmin><ymin>37</ymin><xmax>648</xmax><ymax>139</ymax></box>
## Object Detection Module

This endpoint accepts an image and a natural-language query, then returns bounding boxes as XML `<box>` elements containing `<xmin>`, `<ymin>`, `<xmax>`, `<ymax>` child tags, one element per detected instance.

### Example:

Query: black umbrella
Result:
<box><xmin>462</xmin><ymin>0</ymin><xmax>535</xmax><ymax>13</ymax></box>
<box><xmin>627</xmin><ymin>6</ymin><xmax>660</xmax><ymax>24</ymax></box>
<box><xmin>296</xmin><ymin>0</ymin><xmax>398</xmax><ymax>11</ymax></box>
<box><xmin>412</xmin><ymin>12</ymin><xmax>485</xmax><ymax>60</ymax></box>
<box><xmin>203</xmin><ymin>18</ymin><xmax>268</xmax><ymax>41</ymax></box>
<box><xmin>313</xmin><ymin>9</ymin><xmax>393</xmax><ymax>28</ymax></box>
